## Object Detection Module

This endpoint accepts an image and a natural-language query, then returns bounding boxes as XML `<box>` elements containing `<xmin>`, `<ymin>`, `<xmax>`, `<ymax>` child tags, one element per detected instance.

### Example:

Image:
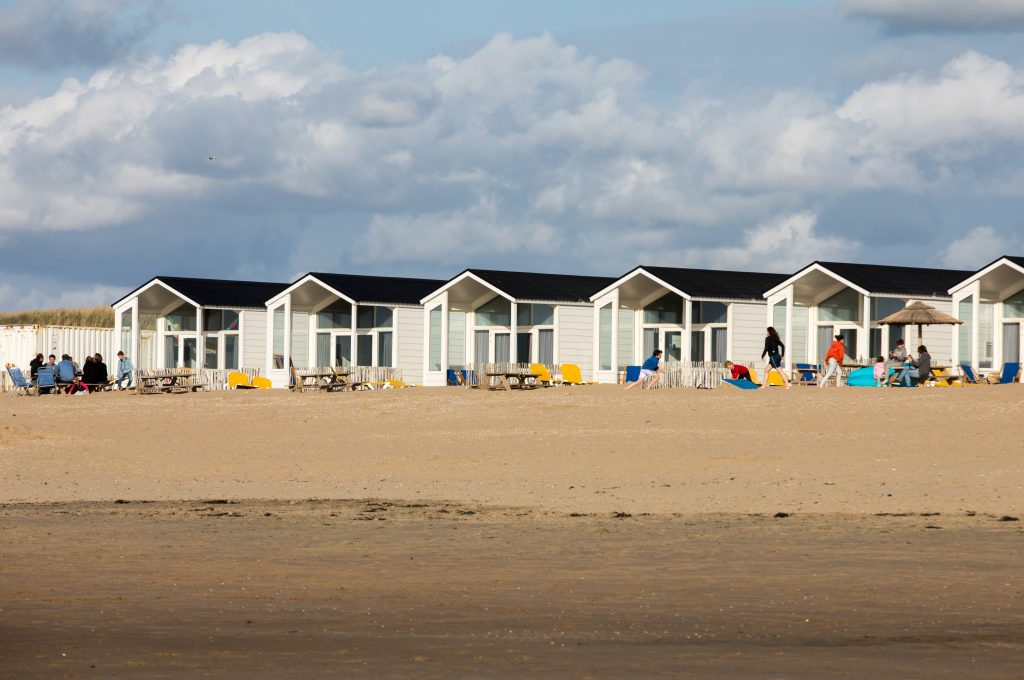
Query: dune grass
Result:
<box><xmin>0</xmin><ymin>306</ymin><xmax>114</xmax><ymax>328</ymax></box>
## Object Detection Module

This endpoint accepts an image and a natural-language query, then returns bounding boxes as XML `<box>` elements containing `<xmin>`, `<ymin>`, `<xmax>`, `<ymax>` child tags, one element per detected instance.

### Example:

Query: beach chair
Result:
<box><xmin>228</xmin><ymin>371</ymin><xmax>257</xmax><ymax>389</ymax></box>
<box><xmin>958</xmin><ymin>363</ymin><xmax>983</xmax><ymax>385</ymax></box>
<box><xmin>986</xmin><ymin>362</ymin><xmax>1021</xmax><ymax>385</ymax></box>
<box><xmin>529</xmin><ymin>363</ymin><xmax>555</xmax><ymax>386</ymax></box>
<box><xmin>925</xmin><ymin>367</ymin><xmax>958</xmax><ymax>387</ymax></box>
<box><xmin>558</xmin><ymin>363</ymin><xmax>596</xmax><ymax>386</ymax></box>
<box><xmin>793</xmin><ymin>363</ymin><xmax>818</xmax><ymax>387</ymax></box>
<box><xmin>6</xmin><ymin>366</ymin><xmax>33</xmax><ymax>396</ymax></box>
<box><xmin>385</xmin><ymin>379</ymin><xmax>410</xmax><ymax>388</ymax></box>
<box><xmin>723</xmin><ymin>378</ymin><xmax>759</xmax><ymax>390</ymax></box>
<box><xmin>35</xmin><ymin>366</ymin><xmax>57</xmax><ymax>395</ymax></box>
<box><xmin>251</xmin><ymin>376</ymin><xmax>272</xmax><ymax>389</ymax></box>
<box><xmin>624</xmin><ymin>365</ymin><xmax>641</xmax><ymax>385</ymax></box>
<box><xmin>447</xmin><ymin>369</ymin><xmax>464</xmax><ymax>386</ymax></box>
<box><xmin>754</xmin><ymin>366</ymin><xmax>785</xmax><ymax>387</ymax></box>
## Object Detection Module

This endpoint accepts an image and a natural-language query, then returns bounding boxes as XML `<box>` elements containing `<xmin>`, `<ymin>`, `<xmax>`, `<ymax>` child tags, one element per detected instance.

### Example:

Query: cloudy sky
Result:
<box><xmin>1</xmin><ymin>0</ymin><xmax>1024</xmax><ymax>309</ymax></box>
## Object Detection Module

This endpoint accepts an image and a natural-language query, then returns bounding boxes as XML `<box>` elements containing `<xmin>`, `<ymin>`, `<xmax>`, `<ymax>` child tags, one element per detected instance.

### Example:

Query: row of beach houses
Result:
<box><xmin>109</xmin><ymin>256</ymin><xmax>1024</xmax><ymax>387</ymax></box>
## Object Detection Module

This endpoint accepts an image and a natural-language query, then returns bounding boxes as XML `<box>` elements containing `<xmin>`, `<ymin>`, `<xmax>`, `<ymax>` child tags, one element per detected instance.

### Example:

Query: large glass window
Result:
<box><xmin>538</xmin><ymin>329</ymin><xmax>554</xmax><ymax>365</ymax></box>
<box><xmin>690</xmin><ymin>331</ymin><xmax>705</xmax><ymax>362</ymax></box>
<box><xmin>710</xmin><ymin>328</ymin><xmax>726</xmax><ymax>362</ymax></box>
<box><xmin>317</xmin><ymin>300</ymin><xmax>352</xmax><ymax>329</ymax></box>
<box><xmin>598</xmin><ymin>303</ymin><xmax>612</xmax><ymax>371</ymax></box>
<box><xmin>475</xmin><ymin>297</ymin><xmax>511</xmax><ymax>326</ymax></box>
<box><xmin>643</xmin><ymin>328</ymin><xmax>658</xmax><ymax>359</ymax></box>
<box><xmin>165</xmin><ymin>304</ymin><xmax>197</xmax><ymax>331</ymax></box>
<box><xmin>164</xmin><ymin>335</ymin><xmax>179</xmax><ymax>368</ymax></box>
<box><xmin>1005</xmin><ymin>291</ymin><xmax>1024</xmax><ymax>319</ymax></box>
<box><xmin>429</xmin><ymin>306</ymin><xmax>442</xmax><ymax>371</ymax></box>
<box><xmin>517</xmin><ymin>303</ymin><xmax>554</xmax><ymax>326</ymax></box>
<box><xmin>378</xmin><ymin>332</ymin><xmax>393</xmax><ymax>366</ymax></box>
<box><xmin>517</xmin><ymin>333</ymin><xmax>531</xmax><ymax>363</ymax></box>
<box><xmin>979</xmin><ymin>301</ymin><xmax>994</xmax><ymax>368</ymax></box>
<box><xmin>818</xmin><ymin>288</ymin><xmax>860</xmax><ymax>323</ymax></box>
<box><xmin>837</xmin><ymin>328</ymin><xmax>857</xmax><ymax>361</ymax></box>
<box><xmin>335</xmin><ymin>336</ymin><xmax>352</xmax><ymax>368</ymax></box>
<box><xmin>772</xmin><ymin>301</ymin><xmax>786</xmax><ymax>342</ymax></box>
<box><xmin>958</xmin><ymin>299</ymin><xmax>973</xmax><ymax>364</ymax></box>
<box><xmin>645</xmin><ymin>292</ymin><xmax>683</xmax><ymax>324</ymax></box>
<box><xmin>272</xmin><ymin>305</ymin><xmax>286</xmax><ymax>368</ymax></box>
<box><xmin>203</xmin><ymin>309</ymin><xmax>240</xmax><ymax>331</ymax></box>
<box><xmin>355</xmin><ymin>305</ymin><xmax>393</xmax><ymax>329</ymax></box>
<box><xmin>204</xmin><ymin>336</ymin><xmax>218</xmax><ymax>369</ymax></box>
<box><xmin>224</xmin><ymin>334</ymin><xmax>238</xmax><ymax>370</ymax></box>
<box><xmin>120</xmin><ymin>309</ymin><xmax>132</xmax><ymax>357</ymax></box>
<box><xmin>357</xmin><ymin>335</ymin><xmax>373</xmax><ymax>366</ymax></box>
<box><xmin>691</xmin><ymin>301</ymin><xmax>727</xmax><ymax>325</ymax></box>
<box><xmin>494</xmin><ymin>333</ymin><xmax>511</xmax><ymax>363</ymax></box>
<box><xmin>871</xmin><ymin>297</ymin><xmax>907</xmax><ymax>321</ymax></box>
<box><xmin>316</xmin><ymin>333</ymin><xmax>331</xmax><ymax>367</ymax></box>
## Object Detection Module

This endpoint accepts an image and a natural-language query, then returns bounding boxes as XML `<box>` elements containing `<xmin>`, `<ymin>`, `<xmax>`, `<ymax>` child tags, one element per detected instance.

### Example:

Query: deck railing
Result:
<box><xmin>647</xmin><ymin>361</ymin><xmax>728</xmax><ymax>389</ymax></box>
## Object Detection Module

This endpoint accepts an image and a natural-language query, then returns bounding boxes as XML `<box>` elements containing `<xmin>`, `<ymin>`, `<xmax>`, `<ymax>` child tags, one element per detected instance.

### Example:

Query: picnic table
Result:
<box><xmin>293</xmin><ymin>369</ymin><xmax>360</xmax><ymax>392</ymax></box>
<box><xmin>138</xmin><ymin>369</ymin><xmax>205</xmax><ymax>394</ymax></box>
<box><xmin>485</xmin><ymin>371</ymin><xmax>540</xmax><ymax>391</ymax></box>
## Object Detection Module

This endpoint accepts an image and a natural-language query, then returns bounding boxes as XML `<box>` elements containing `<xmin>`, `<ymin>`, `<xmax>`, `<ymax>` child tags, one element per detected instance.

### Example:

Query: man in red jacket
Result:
<box><xmin>818</xmin><ymin>334</ymin><xmax>845</xmax><ymax>387</ymax></box>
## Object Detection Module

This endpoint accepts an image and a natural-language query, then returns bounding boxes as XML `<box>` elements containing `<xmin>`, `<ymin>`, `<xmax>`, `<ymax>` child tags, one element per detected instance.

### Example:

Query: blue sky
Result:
<box><xmin>1</xmin><ymin>0</ymin><xmax>1024</xmax><ymax>309</ymax></box>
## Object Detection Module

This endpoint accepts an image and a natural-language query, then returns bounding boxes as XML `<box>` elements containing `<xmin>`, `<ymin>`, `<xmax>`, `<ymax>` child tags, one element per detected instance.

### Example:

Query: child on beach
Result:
<box><xmin>724</xmin><ymin>361</ymin><xmax>752</xmax><ymax>382</ymax></box>
<box><xmin>625</xmin><ymin>350</ymin><xmax>663</xmax><ymax>390</ymax></box>
<box><xmin>873</xmin><ymin>356</ymin><xmax>887</xmax><ymax>387</ymax></box>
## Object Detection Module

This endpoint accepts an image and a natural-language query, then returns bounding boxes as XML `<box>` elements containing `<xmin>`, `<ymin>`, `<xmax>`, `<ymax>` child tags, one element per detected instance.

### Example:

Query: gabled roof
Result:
<box><xmin>947</xmin><ymin>255</ymin><xmax>1024</xmax><ymax>295</ymax></box>
<box><xmin>461</xmin><ymin>269</ymin><xmax>616</xmax><ymax>303</ymax></box>
<box><xmin>765</xmin><ymin>261</ymin><xmax>974</xmax><ymax>299</ymax></box>
<box><xmin>597</xmin><ymin>266</ymin><xmax>789</xmax><ymax>301</ymax></box>
<box><xmin>113</xmin><ymin>276</ymin><xmax>288</xmax><ymax>308</ymax></box>
<box><xmin>306</xmin><ymin>272</ymin><xmax>446</xmax><ymax>305</ymax></box>
<box><xmin>816</xmin><ymin>262</ymin><xmax>974</xmax><ymax>297</ymax></box>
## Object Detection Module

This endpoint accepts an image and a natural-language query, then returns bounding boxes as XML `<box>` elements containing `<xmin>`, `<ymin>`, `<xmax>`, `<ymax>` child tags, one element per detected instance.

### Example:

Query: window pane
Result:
<box><xmin>224</xmin><ymin>335</ymin><xmax>238</xmax><ymax>370</ymax></box>
<box><xmin>817</xmin><ymin>326</ymin><xmax>834</xmax><ymax>363</ymax></box>
<box><xmin>710</xmin><ymin>328</ymin><xmax>726</xmax><ymax>362</ymax></box>
<box><xmin>772</xmin><ymin>301</ymin><xmax>786</xmax><ymax>342</ymax></box>
<box><xmin>1006</xmin><ymin>291</ymin><xmax>1024</xmax><ymax>318</ymax></box>
<box><xmin>979</xmin><ymin>301</ymin><xmax>994</xmax><ymax>368</ymax></box>
<box><xmin>166</xmin><ymin>304</ymin><xmax>197</xmax><ymax>331</ymax></box>
<box><xmin>429</xmin><ymin>306</ymin><xmax>442</xmax><ymax>371</ymax></box>
<box><xmin>272</xmin><ymin>305</ymin><xmax>286</xmax><ymax>358</ymax></box>
<box><xmin>837</xmin><ymin>328</ymin><xmax>857</xmax><ymax>362</ymax></box>
<box><xmin>335</xmin><ymin>335</ymin><xmax>352</xmax><ymax>368</ymax></box>
<box><xmin>375</xmin><ymin>307</ymin><xmax>393</xmax><ymax>328</ymax></box>
<box><xmin>223</xmin><ymin>311</ymin><xmax>240</xmax><ymax>331</ymax></box>
<box><xmin>204</xmin><ymin>336</ymin><xmax>218</xmax><ymax>369</ymax></box>
<box><xmin>872</xmin><ymin>297</ymin><xmax>907</xmax><ymax>321</ymax></box>
<box><xmin>474</xmin><ymin>331</ymin><xmax>489</xmax><ymax>365</ymax></box>
<box><xmin>599</xmin><ymin>304</ymin><xmax>612</xmax><ymax>371</ymax></box>
<box><xmin>690</xmin><ymin>331</ymin><xmax>704</xmax><ymax>362</ymax></box>
<box><xmin>318</xmin><ymin>300</ymin><xmax>352</xmax><ymax>329</ymax></box>
<box><xmin>120</xmin><ymin>309</ymin><xmax>132</xmax><ymax>356</ymax></box>
<box><xmin>645</xmin><ymin>292</ymin><xmax>682</xmax><ymax>324</ymax></box>
<box><xmin>357</xmin><ymin>306</ymin><xmax>375</xmax><ymax>329</ymax></box>
<box><xmin>533</xmin><ymin>304</ymin><xmax>554</xmax><ymax>325</ymax></box>
<box><xmin>475</xmin><ymin>297</ymin><xmax>511</xmax><ymax>327</ymax></box>
<box><xmin>870</xmin><ymin>328</ymin><xmax>882</xmax><ymax>359</ymax></box>
<box><xmin>538</xmin><ymin>329</ymin><xmax>554</xmax><ymax>365</ymax></box>
<box><xmin>696</xmin><ymin>301</ymin><xmax>727</xmax><ymax>325</ymax></box>
<box><xmin>818</xmin><ymin>288</ymin><xmax>859</xmax><ymax>323</ymax></box>
<box><xmin>1003</xmin><ymin>323</ymin><xmax>1020</xmax><ymax>363</ymax></box>
<box><xmin>517</xmin><ymin>305</ymin><xmax>531</xmax><ymax>326</ymax></box>
<box><xmin>357</xmin><ymin>335</ymin><xmax>373</xmax><ymax>366</ymax></box>
<box><xmin>494</xmin><ymin>333</ymin><xmax>510</xmax><ymax>363</ymax></box>
<box><xmin>183</xmin><ymin>338</ymin><xmax>198</xmax><ymax>369</ymax></box>
<box><xmin>316</xmin><ymin>333</ymin><xmax>331</xmax><ymax>367</ymax></box>
<box><xmin>377</xmin><ymin>331</ymin><xmax>393</xmax><ymax>366</ymax></box>
<box><xmin>667</xmin><ymin>331</ymin><xmax>683</xmax><ymax>362</ymax></box>
<box><xmin>958</xmin><ymin>299</ymin><xmax>973</xmax><ymax>363</ymax></box>
<box><xmin>164</xmin><ymin>335</ymin><xmax>178</xmax><ymax>368</ymax></box>
<box><xmin>203</xmin><ymin>310</ymin><xmax>222</xmax><ymax>332</ymax></box>
<box><xmin>643</xmin><ymin>328</ymin><xmax>658</xmax><ymax>359</ymax></box>
<box><xmin>517</xmin><ymin>332</ymin><xmax>531</xmax><ymax>363</ymax></box>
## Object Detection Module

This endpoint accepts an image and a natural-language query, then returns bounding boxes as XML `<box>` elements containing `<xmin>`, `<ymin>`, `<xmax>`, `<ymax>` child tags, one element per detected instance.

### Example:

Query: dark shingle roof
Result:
<box><xmin>636</xmin><ymin>266</ymin><xmax>789</xmax><ymax>300</ymax></box>
<box><xmin>1002</xmin><ymin>256</ymin><xmax>1024</xmax><ymax>268</ymax></box>
<box><xmin>466</xmin><ymin>269</ymin><xmax>616</xmax><ymax>302</ymax></box>
<box><xmin>310</xmin><ymin>273</ymin><xmax>446</xmax><ymax>305</ymax></box>
<box><xmin>114</xmin><ymin>276</ymin><xmax>288</xmax><ymax>308</ymax></box>
<box><xmin>816</xmin><ymin>262</ymin><xmax>973</xmax><ymax>297</ymax></box>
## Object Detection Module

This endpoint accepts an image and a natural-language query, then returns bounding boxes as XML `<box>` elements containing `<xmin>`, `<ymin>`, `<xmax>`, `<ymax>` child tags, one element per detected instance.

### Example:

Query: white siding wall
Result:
<box><xmin>730</xmin><ymin>302</ymin><xmax>766</xmax><ymax>368</ymax></box>
<box><xmin>617</xmin><ymin>308</ymin><xmax>634</xmax><ymax>368</ymax></box>
<box><xmin>241</xmin><ymin>309</ymin><xmax>266</xmax><ymax>372</ymax></box>
<box><xmin>447</xmin><ymin>310</ymin><xmax>466</xmax><ymax>368</ymax></box>
<box><xmin>792</xmin><ymin>306</ymin><xmax>809</xmax><ymax>364</ymax></box>
<box><xmin>916</xmin><ymin>299</ymin><xmax>956</xmax><ymax>365</ymax></box>
<box><xmin>395</xmin><ymin>306</ymin><xmax>424</xmax><ymax>385</ymax></box>
<box><xmin>290</xmin><ymin>310</ymin><xmax>309</xmax><ymax>368</ymax></box>
<box><xmin>558</xmin><ymin>304</ymin><xmax>594</xmax><ymax>380</ymax></box>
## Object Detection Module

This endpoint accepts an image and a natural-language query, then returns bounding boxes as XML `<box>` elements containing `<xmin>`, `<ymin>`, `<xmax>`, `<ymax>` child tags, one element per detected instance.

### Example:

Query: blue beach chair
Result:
<box><xmin>723</xmin><ymin>378</ymin><xmax>760</xmax><ymax>390</ymax></box>
<box><xmin>793</xmin><ymin>363</ymin><xmax>818</xmax><ymax>386</ymax></box>
<box><xmin>959</xmin><ymin>363</ymin><xmax>983</xmax><ymax>385</ymax></box>
<box><xmin>6</xmin><ymin>366</ymin><xmax>33</xmax><ymax>396</ymax></box>
<box><xmin>36</xmin><ymin>366</ymin><xmax>57</xmax><ymax>395</ymax></box>
<box><xmin>988</xmin><ymin>362</ymin><xmax>1021</xmax><ymax>385</ymax></box>
<box><xmin>624</xmin><ymin>365</ymin><xmax>641</xmax><ymax>384</ymax></box>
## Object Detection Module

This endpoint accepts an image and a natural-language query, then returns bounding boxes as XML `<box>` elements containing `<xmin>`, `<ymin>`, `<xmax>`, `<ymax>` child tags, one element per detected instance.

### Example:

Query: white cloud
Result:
<box><xmin>843</xmin><ymin>0</ymin><xmax>1024</xmax><ymax>33</ymax></box>
<box><xmin>940</xmin><ymin>226</ymin><xmax>1020</xmax><ymax>269</ymax></box>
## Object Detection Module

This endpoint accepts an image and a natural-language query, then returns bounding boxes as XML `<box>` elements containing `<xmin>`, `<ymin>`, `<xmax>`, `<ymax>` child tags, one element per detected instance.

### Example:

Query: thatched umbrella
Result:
<box><xmin>878</xmin><ymin>301</ymin><xmax>962</xmax><ymax>346</ymax></box>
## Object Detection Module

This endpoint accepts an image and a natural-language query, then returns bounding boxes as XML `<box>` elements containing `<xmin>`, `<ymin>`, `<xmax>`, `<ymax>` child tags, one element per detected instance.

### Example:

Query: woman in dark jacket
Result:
<box><xmin>760</xmin><ymin>327</ymin><xmax>791</xmax><ymax>390</ymax></box>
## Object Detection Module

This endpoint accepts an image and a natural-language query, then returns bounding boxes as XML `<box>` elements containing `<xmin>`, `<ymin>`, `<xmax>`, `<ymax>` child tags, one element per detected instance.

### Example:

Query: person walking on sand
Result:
<box><xmin>626</xmin><ymin>349</ymin><xmax>663</xmax><ymax>390</ymax></box>
<box><xmin>759</xmin><ymin>327</ymin><xmax>790</xmax><ymax>390</ymax></box>
<box><xmin>818</xmin><ymin>334</ymin><xmax>846</xmax><ymax>387</ymax></box>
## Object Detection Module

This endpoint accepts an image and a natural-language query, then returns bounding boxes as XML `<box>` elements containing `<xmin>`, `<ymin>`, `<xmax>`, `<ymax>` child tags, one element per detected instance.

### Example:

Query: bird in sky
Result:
<box><xmin>208</xmin><ymin>155</ymin><xmax>216</xmax><ymax>161</ymax></box>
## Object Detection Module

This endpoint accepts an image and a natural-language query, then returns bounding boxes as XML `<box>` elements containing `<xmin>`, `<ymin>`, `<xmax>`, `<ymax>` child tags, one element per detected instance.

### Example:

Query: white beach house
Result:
<box><xmin>263</xmin><ymin>272</ymin><xmax>445</xmax><ymax>387</ymax></box>
<box><xmin>419</xmin><ymin>269</ymin><xmax>615</xmax><ymax>386</ymax></box>
<box><xmin>763</xmin><ymin>262</ymin><xmax>973</xmax><ymax>369</ymax></box>
<box><xmin>588</xmin><ymin>266</ymin><xmax>788</xmax><ymax>382</ymax></box>
<box><xmin>948</xmin><ymin>255</ymin><xmax>1024</xmax><ymax>370</ymax></box>
<box><xmin>112</xmin><ymin>276</ymin><xmax>287</xmax><ymax>372</ymax></box>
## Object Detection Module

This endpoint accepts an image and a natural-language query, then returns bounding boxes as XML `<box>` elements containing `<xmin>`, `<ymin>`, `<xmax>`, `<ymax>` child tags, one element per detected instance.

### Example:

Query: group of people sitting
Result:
<box><xmin>723</xmin><ymin>329</ymin><xmax>933</xmax><ymax>388</ymax></box>
<box><xmin>28</xmin><ymin>351</ymin><xmax>134</xmax><ymax>394</ymax></box>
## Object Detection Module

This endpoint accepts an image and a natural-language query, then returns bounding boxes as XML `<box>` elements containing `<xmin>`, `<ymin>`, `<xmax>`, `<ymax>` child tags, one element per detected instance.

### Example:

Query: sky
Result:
<box><xmin>1</xmin><ymin>0</ymin><xmax>1024</xmax><ymax>310</ymax></box>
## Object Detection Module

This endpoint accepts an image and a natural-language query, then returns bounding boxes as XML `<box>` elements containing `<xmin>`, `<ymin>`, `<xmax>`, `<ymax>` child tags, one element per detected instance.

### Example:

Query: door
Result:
<box><xmin>139</xmin><ymin>332</ymin><xmax>154</xmax><ymax>369</ymax></box>
<box><xmin>1004</xmin><ymin>323</ymin><xmax>1020</xmax><ymax>362</ymax></box>
<box><xmin>204</xmin><ymin>336</ymin><xmax>219</xmax><ymax>369</ymax></box>
<box><xmin>643</xmin><ymin>328</ymin><xmax>658</xmax><ymax>359</ymax></box>
<box><xmin>183</xmin><ymin>337</ymin><xmax>198</xmax><ymax>369</ymax></box>
<box><xmin>710</xmin><ymin>328</ymin><xmax>726</xmax><ymax>363</ymax></box>
<box><xmin>335</xmin><ymin>335</ymin><xmax>352</xmax><ymax>367</ymax></box>
<box><xmin>474</xmin><ymin>331</ymin><xmax>489</xmax><ymax>365</ymax></box>
<box><xmin>494</xmin><ymin>333</ymin><xmax>510</xmax><ymax>363</ymax></box>
<box><xmin>664</xmin><ymin>330</ymin><xmax>682</xmax><ymax>362</ymax></box>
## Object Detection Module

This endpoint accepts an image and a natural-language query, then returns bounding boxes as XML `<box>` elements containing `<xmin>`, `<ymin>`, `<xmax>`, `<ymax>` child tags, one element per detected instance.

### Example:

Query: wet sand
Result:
<box><xmin>2</xmin><ymin>386</ymin><xmax>1023</xmax><ymax>677</ymax></box>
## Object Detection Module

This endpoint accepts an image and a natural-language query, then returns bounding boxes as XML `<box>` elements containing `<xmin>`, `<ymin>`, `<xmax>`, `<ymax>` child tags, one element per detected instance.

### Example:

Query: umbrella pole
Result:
<box><xmin>918</xmin><ymin>324</ymin><xmax>923</xmax><ymax>347</ymax></box>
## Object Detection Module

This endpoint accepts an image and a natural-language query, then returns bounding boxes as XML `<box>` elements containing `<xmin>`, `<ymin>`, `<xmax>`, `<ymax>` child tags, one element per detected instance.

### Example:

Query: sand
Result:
<box><xmin>1</xmin><ymin>385</ymin><xmax>1023</xmax><ymax>677</ymax></box>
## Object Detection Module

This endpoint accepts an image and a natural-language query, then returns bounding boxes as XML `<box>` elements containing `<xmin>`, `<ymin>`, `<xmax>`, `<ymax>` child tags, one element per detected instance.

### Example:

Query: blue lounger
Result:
<box><xmin>723</xmin><ymin>378</ymin><xmax>759</xmax><ymax>390</ymax></box>
<box><xmin>624</xmin><ymin>365</ymin><xmax>641</xmax><ymax>383</ymax></box>
<box><xmin>845</xmin><ymin>366</ymin><xmax>877</xmax><ymax>387</ymax></box>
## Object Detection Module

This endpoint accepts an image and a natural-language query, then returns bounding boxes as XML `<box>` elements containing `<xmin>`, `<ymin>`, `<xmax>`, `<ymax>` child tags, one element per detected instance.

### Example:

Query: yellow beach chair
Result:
<box><xmin>251</xmin><ymin>376</ymin><xmax>272</xmax><ymax>389</ymax></box>
<box><xmin>558</xmin><ymin>363</ymin><xmax>597</xmax><ymax>386</ymax></box>
<box><xmin>748</xmin><ymin>367</ymin><xmax>784</xmax><ymax>387</ymax></box>
<box><xmin>385</xmin><ymin>379</ymin><xmax>411</xmax><ymax>388</ymax></box>
<box><xmin>228</xmin><ymin>371</ymin><xmax>256</xmax><ymax>389</ymax></box>
<box><xmin>529</xmin><ymin>363</ymin><xmax>555</xmax><ymax>386</ymax></box>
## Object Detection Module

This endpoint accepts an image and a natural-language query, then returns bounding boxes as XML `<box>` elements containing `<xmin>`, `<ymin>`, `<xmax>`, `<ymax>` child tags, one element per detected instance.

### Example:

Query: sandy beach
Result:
<box><xmin>2</xmin><ymin>385</ymin><xmax>1023</xmax><ymax>677</ymax></box>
